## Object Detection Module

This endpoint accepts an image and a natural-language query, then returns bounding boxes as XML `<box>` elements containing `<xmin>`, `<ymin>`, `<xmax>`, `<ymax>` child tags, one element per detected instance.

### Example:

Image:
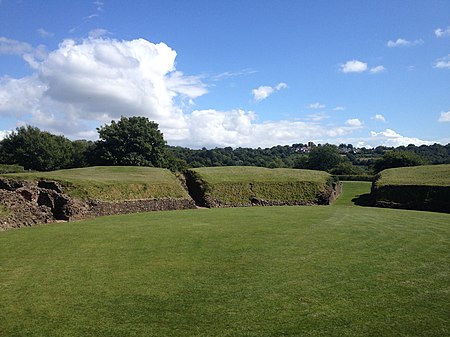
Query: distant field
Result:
<box><xmin>3</xmin><ymin>166</ymin><xmax>190</xmax><ymax>201</ymax></box>
<box><xmin>190</xmin><ymin>166</ymin><xmax>333</xmax><ymax>205</ymax></box>
<box><xmin>376</xmin><ymin>164</ymin><xmax>450</xmax><ymax>186</ymax></box>
<box><xmin>0</xmin><ymin>182</ymin><xmax>448</xmax><ymax>336</ymax></box>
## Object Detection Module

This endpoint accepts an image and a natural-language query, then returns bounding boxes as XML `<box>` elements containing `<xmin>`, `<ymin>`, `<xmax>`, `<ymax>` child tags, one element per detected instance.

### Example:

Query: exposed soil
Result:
<box><xmin>0</xmin><ymin>178</ymin><xmax>195</xmax><ymax>230</ymax></box>
<box><xmin>0</xmin><ymin>174</ymin><xmax>343</xmax><ymax>230</ymax></box>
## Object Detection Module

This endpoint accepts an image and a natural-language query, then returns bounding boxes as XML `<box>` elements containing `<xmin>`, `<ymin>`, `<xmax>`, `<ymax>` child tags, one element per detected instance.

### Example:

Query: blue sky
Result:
<box><xmin>0</xmin><ymin>0</ymin><xmax>449</xmax><ymax>148</ymax></box>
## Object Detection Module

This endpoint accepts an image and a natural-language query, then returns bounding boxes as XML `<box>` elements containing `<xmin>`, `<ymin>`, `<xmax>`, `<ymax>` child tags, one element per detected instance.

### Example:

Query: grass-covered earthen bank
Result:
<box><xmin>186</xmin><ymin>166</ymin><xmax>341</xmax><ymax>207</ymax></box>
<box><xmin>0</xmin><ymin>166</ymin><xmax>195</xmax><ymax>229</ymax></box>
<box><xmin>371</xmin><ymin>164</ymin><xmax>450</xmax><ymax>213</ymax></box>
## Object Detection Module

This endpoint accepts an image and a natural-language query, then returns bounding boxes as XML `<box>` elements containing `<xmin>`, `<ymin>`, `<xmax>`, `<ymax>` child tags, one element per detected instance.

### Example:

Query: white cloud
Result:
<box><xmin>434</xmin><ymin>55</ymin><xmax>450</xmax><ymax>69</ymax></box>
<box><xmin>308</xmin><ymin>102</ymin><xmax>325</xmax><ymax>109</ymax></box>
<box><xmin>372</xmin><ymin>114</ymin><xmax>386</xmax><ymax>122</ymax></box>
<box><xmin>387</xmin><ymin>38</ymin><xmax>423</xmax><ymax>47</ymax></box>
<box><xmin>0</xmin><ymin>130</ymin><xmax>11</xmax><ymax>140</ymax></box>
<box><xmin>340</xmin><ymin>60</ymin><xmax>385</xmax><ymax>74</ymax></box>
<box><xmin>172</xmin><ymin>109</ymin><xmax>362</xmax><ymax>148</ymax></box>
<box><xmin>88</xmin><ymin>28</ymin><xmax>110</xmax><ymax>38</ymax></box>
<box><xmin>307</xmin><ymin>112</ymin><xmax>329</xmax><ymax>121</ymax></box>
<box><xmin>333</xmin><ymin>106</ymin><xmax>345</xmax><ymax>111</ymax></box>
<box><xmin>369</xmin><ymin>129</ymin><xmax>434</xmax><ymax>147</ymax></box>
<box><xmin>252</xmin><ymin>82</ymin><xmax>287</xmax><ymax>102</ymax></box>
<box><xmin>438</xmin><ymin>111</ymin><xmax>450</xmax><ymax>122</ymax></box>
<box><xmin>369</xmin><ymin>65</ymin><xmax>386</xmax><ymax>74</ymax></box>
<box><xmin>4</xmin><ymin>36</ymin><xmax>432</xmax><ymax>149</ymax></box>
<box><xmin>0</xmin><ymin>37</ymin><xmax>33</xmax><ymax>55</ymax></box>
<box><xmin>37</xmin><ymin>28</ymin><xmax>54</xmax><ymax>38</ymax></box>
<box><xmin>0</xmin><ymin>37</ymin><xmax>207</xmax><ymax>138</ymax></box>
<box><xmin>345</xmin><ymin>118</ymin><xmax>363</xmax><ymax>127</ymax></box>
<box><xmin>275</xmin><ymin>82</ymin><xmax>287</xmax><ymax>90</ymax></box>
<box><xmin>340</xmin><ymin>60</ymin><xmax>368</xmax><ymax>73</ymax></box>
<box><xmin>435</xmin><ymin>26</ymin><xmax>450</xmax><ymax>37</ymax></box>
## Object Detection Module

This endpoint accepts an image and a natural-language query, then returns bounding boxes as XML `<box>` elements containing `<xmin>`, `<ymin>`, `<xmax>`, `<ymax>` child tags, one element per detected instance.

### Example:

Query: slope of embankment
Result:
<box><xmin>185</xmin><ymin>166</ymin><xmax>342</xmax><ymax>207</ymax></box>
<box><xmin>371</xmin><ymin>164</ymin><xmax>450</xmax><ymax>213</ymax></box>
<box><xmin>0</xmin><ymin>166</ymin><xmax>195</xmax><ymax>230</ymax></box>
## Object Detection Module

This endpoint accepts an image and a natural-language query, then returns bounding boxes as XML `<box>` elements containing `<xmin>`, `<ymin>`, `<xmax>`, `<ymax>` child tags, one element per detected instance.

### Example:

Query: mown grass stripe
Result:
<box><xmin>0</xmin><ymin>182</ymin><xmax>449</xmax><ymax>336</ymax></box>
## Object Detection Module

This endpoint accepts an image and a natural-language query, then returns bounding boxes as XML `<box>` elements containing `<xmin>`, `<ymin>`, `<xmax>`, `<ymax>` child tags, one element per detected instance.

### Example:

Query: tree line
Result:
<box><xmin>1</xmin><ymin>116</ymin><xmax>449</xmax><ymax>174</ymax></box>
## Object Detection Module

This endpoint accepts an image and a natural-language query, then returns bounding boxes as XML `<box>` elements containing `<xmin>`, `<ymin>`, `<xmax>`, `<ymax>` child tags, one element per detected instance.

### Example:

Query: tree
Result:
<box><xmin>71</xmin><ymin>140</ymin><xmax>96</xmax><ymax>168</ymax></box>
<box><xmin>373</xmin><ymin>150</ymin><xmax>424</xmax><ymax>173</ymax></box>
<box><xmin>307</xmin><ymin>144</ymin><xmax>343</xmax><ymax>171</ymax></box>
<box><xmin>330</xmin><ymin>161</ymin><xmax>365</xmax><ymax>175</ymax></box>
<box><xmin>0</xmin><ymin>126</ymin><xmax>74</xmax><ymax>171</ymax></box>
<box><xmin>95</xmin><ymin>116</ymin><xmax>167</xmax><ymax>167</ymax></box>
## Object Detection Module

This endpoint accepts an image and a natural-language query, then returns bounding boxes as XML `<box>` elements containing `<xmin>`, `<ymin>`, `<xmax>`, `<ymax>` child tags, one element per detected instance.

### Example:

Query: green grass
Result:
<box><xmin>376</xmin><ymin>164</ymin><xmax>450</xmax><ymax>186</ymax></box>
<box><xmin>0</xmin><ymin>205</ymin><xmax>10</xmax><ymax>218</ymax></box>
<box><xmin>2</xmin><ymin>166</ymin><xmax>190</xmax><ymax>201</ymax></box>
<box><xmin>193</xmin><ymin>166</ymin><xmax>330</xmax><ymax>184</ymax></box>
<box><xmin>1</xmin><ymin>182</ymin><xmax>449</xmax><ymax>336</ymax></box>
<box><xmin>191</xmin><ymin>167</ymin><xmax>332</xmax><ymax>204</ymax></box>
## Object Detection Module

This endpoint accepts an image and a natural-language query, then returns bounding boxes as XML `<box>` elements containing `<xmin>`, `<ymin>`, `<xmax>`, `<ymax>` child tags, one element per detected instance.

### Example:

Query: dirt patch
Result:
<box><xmin>0</xmin><ymin>178</ymin><xmax>195</xmax><ymax>230</ymax></box>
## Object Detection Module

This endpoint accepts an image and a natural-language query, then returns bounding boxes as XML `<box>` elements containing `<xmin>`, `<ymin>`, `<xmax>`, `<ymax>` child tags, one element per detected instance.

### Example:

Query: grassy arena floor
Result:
<box><xmin>0</xmin><ymin>182</ymin><xmax>449</xmax><ymax>336</ymax></box>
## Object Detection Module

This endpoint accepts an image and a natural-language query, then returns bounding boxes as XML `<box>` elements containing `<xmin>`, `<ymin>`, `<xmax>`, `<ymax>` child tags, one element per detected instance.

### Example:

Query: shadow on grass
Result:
<box><xmin>352</xmin><ymin>193</ymin><xmax>374</xmax><ymax>207</ymax></box>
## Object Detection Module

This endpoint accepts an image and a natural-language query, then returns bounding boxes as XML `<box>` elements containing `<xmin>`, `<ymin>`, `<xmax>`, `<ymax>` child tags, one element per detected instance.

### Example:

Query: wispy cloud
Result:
<box><xmin>307</xmin><ymin>112</ymin><xmax>329</xmax><ymax>121</ymax></box>
<box><xmin>345</xmin><ymin>118</ymin><xmax>363</xmax><ymax>127</ymax></box>
<box><xmin>0</xmin><ymin>37</ymin><xmax>33</xmax><ymax>55</ymax></box>
<box><xmin>252</xmin><ymin>82</ymin><xmax>287</xmax><ymax>102</ymax></box>
<box><xmin>434</xmin><ymin>55</ymin><xmax>450</xmax><ymax>69</ymax></box>
<box><xmin>88</xmin><ymin>28</ymin><xmax>110</xmax><ymax>38</ymax></box>
<box><xmin>69</xmin><ymin>1</ymin><xmax>105</xmax><ymax>33</ymax></box>
<box><xmin>210</xmin><ymin>69</ymin><xmax>257</xmax><ymax>81</ymax></box>
<box><xmin>372</xmin><ymin>114</ymin><xmax>386</xmax><ymax>122</ymax></box>
<box><xmin>93</xmin><ymin>1</ymin><xmax>104</xmax><ymax>11</ymax></box>
<box><xmin>435</xmin><ymin>26</ymin><xmax>450</xmax><ymax>38</ymax></box>
<box><xmin>387</xmin><ymin>38</ymin><xmax>423</xmax><ymax>47</ymax></box>
<box><xmin>308</xmin><ymin>102</ymin><xmax>325</xmax><ymax>109</ymax></box>
<box><xmin>438</xmin><ymin>111</ymin><xmax>450</xmax><ymax>122</ymax></box>
<box><xmin>369</xmin><ymin>65</ymin><xmax>386</xmax><ymax>74</ymax></box>
<box><xmin>333</xmin><ymin>106</ymin><xmax>345</xmax><ymax>111</ymax></box>
<box><xmin>37</xmin><ymin>28</ymin><xmax>54</xmax><ymax>38</ymax></box>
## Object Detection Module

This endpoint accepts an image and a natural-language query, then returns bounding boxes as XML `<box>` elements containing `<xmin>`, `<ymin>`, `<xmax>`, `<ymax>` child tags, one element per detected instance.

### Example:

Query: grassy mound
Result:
<box><xmin>375</xmin><ymin>164</ymin><xmax>450</xmax><ymax>187</ymax></box>
<box><xmin>372</xmin><ymin>164</ymin><xmax>450</xmax><ymax>213</ymax></box>
<box><xmin>3</xmin><ymin>166</ymin><xmax>190</xmax><ymax>201</ymax></box>
<box><xmin>0</xmin><ymin>182</ymin><xmax>449</xmax><ymax>336</ymax></box>
<box><xmin>187</xmin><ymin>166</ymin><xmax>337</xmax><ymax>206</ymax></box>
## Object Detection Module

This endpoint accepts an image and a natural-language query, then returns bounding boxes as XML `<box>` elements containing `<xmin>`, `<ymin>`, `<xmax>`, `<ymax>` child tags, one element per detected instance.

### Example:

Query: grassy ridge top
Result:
<box><xmin>192</xmin><ymin>166</ymin><xmax>330</xmax><ymax>184</ymax></box>
<box><xmin>3</xmin><ymin>166</ymin><xmax>190</xmax><ymax>201</ymax></box>
<box><xmin>191</xmin><ymin>167</ymin><xmax>332</xmax><ymax>205</ymax></box>
<box><xmin>377</xmin><ymin>164</ymin><xmax>450</xmax><ymax>187</ymax></box>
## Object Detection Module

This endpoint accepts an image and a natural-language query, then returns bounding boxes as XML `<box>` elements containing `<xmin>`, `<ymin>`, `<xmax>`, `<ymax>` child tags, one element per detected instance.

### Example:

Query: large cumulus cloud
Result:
<box><xmin>0</xmin><ymin>37</ymin><xmax>205</xmax><ymax>137</ymax></box>
<box><xmin>1</xmin><ymin>36</ymin><xmax>433</xmax><ymax>148</ymax></box>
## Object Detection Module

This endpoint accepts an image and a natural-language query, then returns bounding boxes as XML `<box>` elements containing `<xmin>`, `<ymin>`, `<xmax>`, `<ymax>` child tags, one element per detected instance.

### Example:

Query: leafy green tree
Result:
<box><xmin>71</xmin><ymin>139</ymin><xmax>96</xmax><ymax>168</ymax></box>
<box><xmin>330</xmin><ymin>161</ymin><xmax>365</xmax><ymax>175</ymax></box>
<box><xmin>307</xmin><ymin>144</ymin><xmax>343</xmax><ymax>171</ymax></box>
<box><xmin>0</xmin><ymin>125</ymin><xmax>74</xmax><ymax>171</ymax></box>
<box><xmin>373</xmin><ymin>150</ymin><xmax>424</xmax><ymax>173</ymax></box>
<box><xmin>95</xmin><ymin>116</ymin><xmax>167</xmax><ymax>167</ymax></box>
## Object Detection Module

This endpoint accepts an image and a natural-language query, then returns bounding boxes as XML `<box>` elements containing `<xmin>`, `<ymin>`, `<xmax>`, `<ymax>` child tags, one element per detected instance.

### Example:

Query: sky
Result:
<box><xmin>0</xmin><ymin>0</ymin><xmax>449</xmax><ymax>149</ymax></box>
